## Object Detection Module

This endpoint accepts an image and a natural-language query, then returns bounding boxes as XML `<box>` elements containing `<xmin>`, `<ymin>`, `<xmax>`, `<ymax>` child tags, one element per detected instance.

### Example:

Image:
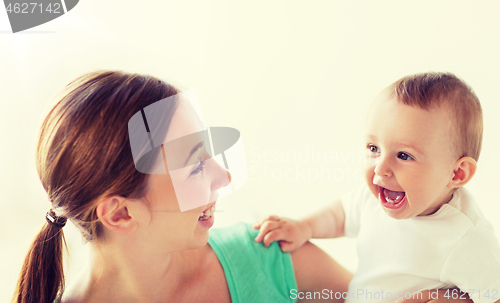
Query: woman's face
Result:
<box><xmin>139</xmin><ymin>100</ymin><xmax>231</xmax><ymax>252</ymax></box>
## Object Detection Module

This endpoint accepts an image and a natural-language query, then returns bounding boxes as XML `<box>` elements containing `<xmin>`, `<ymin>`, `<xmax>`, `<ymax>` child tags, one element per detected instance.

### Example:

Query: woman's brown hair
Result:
<box><xmin>13</xmin><ymin>70</ymin><xmax>180</xmax><ymax>303</ymax></box>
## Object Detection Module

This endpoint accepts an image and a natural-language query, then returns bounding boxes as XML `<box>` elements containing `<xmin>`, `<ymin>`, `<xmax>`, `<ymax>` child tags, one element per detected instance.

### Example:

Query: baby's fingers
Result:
<box><xmin>278</xmin><ymin>240</ymin><xmax>296</xmax><ymax>253</ymax></box>
<box><xmin>254</xmin><ymin>220</ymin><xmax>281</xmax><ymax>242</ymax></box>
<box><xmin>253</xmin><ymin>215</ymin><xmax>281</xmax><ymax>229</ymax></box>
<box><xmin>263</xmin><ymin>229</ymin><xmax>284</xmax><ymax>247</ymax></box>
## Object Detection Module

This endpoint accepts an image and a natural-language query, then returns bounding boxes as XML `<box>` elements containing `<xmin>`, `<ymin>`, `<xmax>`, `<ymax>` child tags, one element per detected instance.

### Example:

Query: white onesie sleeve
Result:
<box><xmin>340</xmin><ymin>185</ymin><xmax>373</xmax><ymax>238</ymax></box>
<box><xmin>440</xmin><ymin>225</ymin><xmax>500</xmax><ymax>303</ymax></box>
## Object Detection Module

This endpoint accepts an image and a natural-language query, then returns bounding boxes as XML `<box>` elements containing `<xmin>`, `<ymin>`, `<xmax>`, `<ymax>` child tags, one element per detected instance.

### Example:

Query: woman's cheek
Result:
<box><xmin>191</xmin><ymin>176</ymin><xmax>212</xmax><ymax>205</ymax></box>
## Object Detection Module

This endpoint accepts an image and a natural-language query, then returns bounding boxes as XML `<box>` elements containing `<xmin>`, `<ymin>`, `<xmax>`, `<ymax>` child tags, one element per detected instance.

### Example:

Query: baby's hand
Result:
<box><xmin>253</xmin><ymin>215</ymin><xmax>312</xmax><ymax>252</ymax></box>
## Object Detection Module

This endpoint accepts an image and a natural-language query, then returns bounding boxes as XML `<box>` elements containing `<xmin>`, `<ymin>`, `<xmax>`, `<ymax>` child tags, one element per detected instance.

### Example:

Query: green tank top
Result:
<box><xmin>208</xmin><ymin>222</ymin><xmax>298</xmax><ymax>303</ymax></box>
<box><xmin>55</xmin><ymin>223</ymin><xmax>298</xmax><ymax>303</ymax></box>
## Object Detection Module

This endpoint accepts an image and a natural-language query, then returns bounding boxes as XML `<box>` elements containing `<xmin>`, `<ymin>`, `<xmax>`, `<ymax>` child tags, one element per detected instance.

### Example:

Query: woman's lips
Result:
<box><xmin>379</xmin><ymin>186</ymin><xmax>406</xmax><ymax>210</ymax></box>
<box><xmin>198</xmin><ymin>214</ymin><xmax>214</xmax><ymax>228</ymax></box>
<box><xmin>199</xmin><ymin>203</ymin><xmax>215</xmax><ymax>221</ymax></box>
<box><xmin>197</xmin><ymin>203</ymin><xmax>215</xmax><ymax>228</ymax></box>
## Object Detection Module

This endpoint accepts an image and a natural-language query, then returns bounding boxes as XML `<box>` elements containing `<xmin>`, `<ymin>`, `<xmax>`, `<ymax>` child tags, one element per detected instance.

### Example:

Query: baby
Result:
<box><xmin>255</xmin><ymin>72</ymin><xmax>500</xmax><ymax>303</ymax></box>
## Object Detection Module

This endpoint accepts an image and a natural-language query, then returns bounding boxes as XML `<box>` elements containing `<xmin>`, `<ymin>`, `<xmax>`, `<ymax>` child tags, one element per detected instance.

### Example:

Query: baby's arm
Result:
<box><xmin>253</xmin><ymin>199</ymin><xmax>346</xmax><ymax>252</ymax></box>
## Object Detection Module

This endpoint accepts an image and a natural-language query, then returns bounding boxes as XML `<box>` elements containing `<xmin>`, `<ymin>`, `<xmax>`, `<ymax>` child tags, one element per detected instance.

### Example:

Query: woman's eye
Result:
<box><xmin>367</xmin><ymin>144</ymin><xmax>380</xmax><ymax>153</ymax></box>
<box><xmin>397</xmin><ymin>152</ymin><xmax>414</xmax><ymax>161</ymax></box>
<box><xmin>191</xmin><ymin>160</ymin><xmax>206</xmax><ymax>175</ymax></box>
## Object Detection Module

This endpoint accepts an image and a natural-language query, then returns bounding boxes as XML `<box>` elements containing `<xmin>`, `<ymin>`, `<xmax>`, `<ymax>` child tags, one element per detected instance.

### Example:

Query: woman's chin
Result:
<box><xmin>189</xmin><ymin>214</ymin><xmax>214</xmax><ymax>246</ymax></box>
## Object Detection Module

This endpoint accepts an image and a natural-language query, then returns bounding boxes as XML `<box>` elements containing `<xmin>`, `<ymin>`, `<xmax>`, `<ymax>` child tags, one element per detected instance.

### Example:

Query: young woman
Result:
<box><xmin>13</xmin><ymin>70</ymin><xmax>472</xmax><ymax>303</ymax></box>
<box><xmin>13</xmin><ymin>70</ymin><xmax>354</xmax><ymax>303</ymax></box>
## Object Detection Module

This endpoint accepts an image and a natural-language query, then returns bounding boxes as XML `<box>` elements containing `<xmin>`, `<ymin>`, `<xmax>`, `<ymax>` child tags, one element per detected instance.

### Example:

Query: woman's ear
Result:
<box><xmin>96</xmin><ymin>196</ymin><xmax>137</xmax><ymax>234</ymax></box>
<box><xmin>448</xmin><ymin>157</ymin><xmax>477</xmax><ymax>189</ymax></box>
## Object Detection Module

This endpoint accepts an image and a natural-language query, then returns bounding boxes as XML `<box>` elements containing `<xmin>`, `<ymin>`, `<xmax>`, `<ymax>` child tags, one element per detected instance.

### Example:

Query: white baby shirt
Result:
<box><xmin>341</xmin><ymin>185</ymin><xmax>500</xmax><ymax>303</ymax></box>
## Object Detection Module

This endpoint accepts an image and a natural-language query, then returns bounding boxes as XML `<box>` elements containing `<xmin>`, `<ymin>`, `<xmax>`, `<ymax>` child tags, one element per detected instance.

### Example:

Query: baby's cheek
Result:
<box><xmin>362</xmin><ymin>168</ymin><xmax>374</xmax><ymax>189</ymax></box>
<box><xmin>362</xmin><ymin>159</ymin><xmax>374</xmax><ymax>178</ymax></box>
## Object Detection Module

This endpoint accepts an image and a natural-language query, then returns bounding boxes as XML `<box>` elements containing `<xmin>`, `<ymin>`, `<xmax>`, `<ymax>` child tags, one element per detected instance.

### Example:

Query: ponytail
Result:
<box><xmin>13</xmin><ymin>70</ymin><xmax>180</xmax><ymax>302</ymax></box>
<box><xmin>13</xmin><ymin>222</ymin><xmax>67</xmax><ymax>303</ymax></box>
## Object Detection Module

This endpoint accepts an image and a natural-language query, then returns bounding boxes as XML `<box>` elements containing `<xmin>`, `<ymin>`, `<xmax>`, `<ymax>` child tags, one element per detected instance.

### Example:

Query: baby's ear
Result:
<box><xmin>96</xmin><ymin>196</ymin><xmax>137</xmax><ymax>234</ymax></box>
<box><xmin>448</xmin><ymin>156</ymin><xmax>477</xmax><ymax>188</ymax></box>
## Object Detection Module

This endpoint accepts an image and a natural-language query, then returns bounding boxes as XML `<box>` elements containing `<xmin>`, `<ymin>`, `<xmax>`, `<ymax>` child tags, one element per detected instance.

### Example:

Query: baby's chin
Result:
<box><xmin>381</xmin><ymin>207</ymin><xmax>413</xmax><ymax>220</ymax></box>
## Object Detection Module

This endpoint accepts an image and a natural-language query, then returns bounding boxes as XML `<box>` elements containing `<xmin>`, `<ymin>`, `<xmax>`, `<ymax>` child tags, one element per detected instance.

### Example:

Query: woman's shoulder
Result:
<box><xmin>208</xmin><ymin>222</ymin><xmax>297</xmax><ymax>302</ymax></box>
<box><xmin>208</xmin><ymin>222</ymin><xmax>269</xmax><ymax>265</ymax></box>
<box><xmin>208</xmin><ymin>222</ymin><xmax>256</xmax><ymax>244</ymax></box>
<box><xmin>208</xmin><ymin>222</ymin><xmax>275</xmax><ymax>262</ymax></box>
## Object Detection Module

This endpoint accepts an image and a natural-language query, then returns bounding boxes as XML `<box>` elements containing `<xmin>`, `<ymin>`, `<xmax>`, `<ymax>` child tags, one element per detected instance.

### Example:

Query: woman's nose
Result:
<box><xmin>211</xmin><ymin>158</ymin><xmax>232</xmax><ymax>190</ymax></box>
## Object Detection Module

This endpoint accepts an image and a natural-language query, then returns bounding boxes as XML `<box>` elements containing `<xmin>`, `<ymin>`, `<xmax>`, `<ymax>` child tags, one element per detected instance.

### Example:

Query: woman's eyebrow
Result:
<box><xmin>184</xmin><ymin>141</ymin><xmax>205</xmax><ymax>166</ymax></box>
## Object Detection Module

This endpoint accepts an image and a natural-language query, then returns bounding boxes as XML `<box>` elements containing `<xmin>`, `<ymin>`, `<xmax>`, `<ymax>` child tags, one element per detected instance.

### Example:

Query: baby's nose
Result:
<box><xmin>374</xmin><ymin>158</ymin><xmax>392</xmax><ymax>177</ymax></box>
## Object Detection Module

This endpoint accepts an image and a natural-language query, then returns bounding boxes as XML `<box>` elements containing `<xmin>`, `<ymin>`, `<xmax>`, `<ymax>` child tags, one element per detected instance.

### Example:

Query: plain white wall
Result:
<box><xmin>1</xmin><ymin>1</ymin><xmax>499</xmax><ymax>301</ymax></box>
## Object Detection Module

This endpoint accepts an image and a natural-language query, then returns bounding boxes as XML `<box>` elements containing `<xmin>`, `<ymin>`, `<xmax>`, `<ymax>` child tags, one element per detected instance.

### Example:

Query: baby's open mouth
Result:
<box><xmin>378</xmin><ymin>186</ymin><xmax>406</xmax><ymax>210</ymax></box>
<box><xmin>383</xmin><ymin>188</ymin><xmax>406</xmax><ymax>204</ymax></box>
<box><xmin>198</xmin><ymin>204</ymin><xmax>215</xmax><ymax>221</ymax></box>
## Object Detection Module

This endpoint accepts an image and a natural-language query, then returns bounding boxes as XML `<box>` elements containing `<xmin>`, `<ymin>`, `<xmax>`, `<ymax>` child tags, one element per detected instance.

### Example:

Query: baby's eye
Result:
<box><xmin>367</xmin><ymin>144</ymin><xmax>380</xmax><ymax>153</ymax></box>
<box><xmin>397</xmin><ymin>152</ymin><xmax>414</xmax><ymax>161</ymax></box>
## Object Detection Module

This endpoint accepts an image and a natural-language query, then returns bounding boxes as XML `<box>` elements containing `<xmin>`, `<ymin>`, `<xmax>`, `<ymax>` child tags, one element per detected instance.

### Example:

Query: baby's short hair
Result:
<box><xmin>388</xmin><ymin>72</ymin><xmax>483</xmax><ymax>161</ymax></box>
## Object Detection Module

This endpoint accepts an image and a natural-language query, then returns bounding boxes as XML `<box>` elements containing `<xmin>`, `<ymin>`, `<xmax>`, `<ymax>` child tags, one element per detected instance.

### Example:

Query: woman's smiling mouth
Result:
<box><xmin>199</xmin><ymin>203</ymin><xmax>215</xmax><ymax>221</ymax></box>
<box><xmin>197</xmin><ymin>203</ymin><xmax>216</xmax><ymax>228</ymax></box>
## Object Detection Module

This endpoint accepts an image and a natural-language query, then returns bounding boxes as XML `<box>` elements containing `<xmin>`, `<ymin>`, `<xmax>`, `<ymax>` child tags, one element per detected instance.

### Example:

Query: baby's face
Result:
<box><xmin>363</xmin><ymin>93</ymin><xmax>458</xmax><ymax>219</ymax></box>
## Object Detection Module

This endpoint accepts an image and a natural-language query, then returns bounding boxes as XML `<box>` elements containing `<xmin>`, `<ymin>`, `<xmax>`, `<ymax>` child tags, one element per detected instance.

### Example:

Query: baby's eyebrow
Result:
<box><xmin>399</xmin><ymin>142</ymin><xmax>423</xmax><ymax>155</ymax></box>
<box><xmin>365</xmin><ymin>135</ymin><xmax>424</xmax><ymax>155</ymax></box>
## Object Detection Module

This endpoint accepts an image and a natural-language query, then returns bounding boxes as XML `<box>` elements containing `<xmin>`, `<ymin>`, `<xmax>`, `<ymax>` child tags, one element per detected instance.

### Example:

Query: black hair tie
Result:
<box><xmin>45</xmin><ymin>209</ymin><xmax>67</xmax><ymax>228</ymax></box>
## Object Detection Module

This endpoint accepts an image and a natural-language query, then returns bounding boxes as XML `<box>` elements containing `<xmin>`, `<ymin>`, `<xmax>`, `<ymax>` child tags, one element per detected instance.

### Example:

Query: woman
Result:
<box><xmin>13</xmin><ymin>70</ymin><xmax>472</xmax><ymax>303</ymax></box>
<box><xmin>13</xmin><ymin>70</ymin><xmax>353</xmax><ymax>303</ymax></box>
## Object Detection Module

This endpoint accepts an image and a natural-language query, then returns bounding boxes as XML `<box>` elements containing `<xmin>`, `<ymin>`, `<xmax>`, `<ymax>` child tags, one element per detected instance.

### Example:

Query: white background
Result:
<box><xmin>1</xmin><ymin>1</ymin><xmax>499</xmax><ymax>301</ymax></box>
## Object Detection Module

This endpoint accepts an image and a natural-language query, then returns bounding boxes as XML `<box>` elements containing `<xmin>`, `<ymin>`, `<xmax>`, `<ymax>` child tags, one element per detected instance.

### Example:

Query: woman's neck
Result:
<box><xmin>71</xmin><ymin>244</ymin><xmax>199</xmax><ymax>303</ymax></box>
<box><xmin>62</xmin><ymin>240</ymin><xmax>230</xmax><ymax>303</ymax></box>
